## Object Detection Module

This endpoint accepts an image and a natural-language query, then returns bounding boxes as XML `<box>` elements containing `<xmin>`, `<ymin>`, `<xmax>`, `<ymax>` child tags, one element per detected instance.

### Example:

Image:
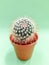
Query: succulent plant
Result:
<box><xmin>12</xmin><ymin>17</ymin><xmax>35</xmax><ymax>41</ymax></box>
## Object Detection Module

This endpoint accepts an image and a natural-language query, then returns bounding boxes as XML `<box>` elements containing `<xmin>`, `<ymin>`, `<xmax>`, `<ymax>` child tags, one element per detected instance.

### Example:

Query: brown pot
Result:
<box><xmin>12</xmin><ymin>42</ymin><xmax>36</xmax><ymax>60</ymax></box>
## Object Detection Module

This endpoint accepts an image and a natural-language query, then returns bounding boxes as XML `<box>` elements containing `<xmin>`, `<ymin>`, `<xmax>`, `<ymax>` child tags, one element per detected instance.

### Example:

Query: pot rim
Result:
<box><xmin>11</xmin><ymin>41</ymin><xmax>36</xmax><ymax>47</ymax></box>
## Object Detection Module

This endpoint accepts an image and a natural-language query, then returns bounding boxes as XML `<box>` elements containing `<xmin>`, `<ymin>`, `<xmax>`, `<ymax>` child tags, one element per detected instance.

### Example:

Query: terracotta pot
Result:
<box><xmin>10</xmin><ymin>34</ymin><xmax>38</xmax><ymax>60</ymax></box>
<box><xmin>12</xmin><ymin>42</ymin><xmax>36</xmax><ymax>60</ymax></box>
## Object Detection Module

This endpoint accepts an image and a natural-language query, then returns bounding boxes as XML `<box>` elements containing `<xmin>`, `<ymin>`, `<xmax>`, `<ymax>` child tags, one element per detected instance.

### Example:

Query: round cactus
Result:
<box><xmin>12</xmin><ymin>17</ymin><xmax>36</xmax><ymax>41</ymax></box>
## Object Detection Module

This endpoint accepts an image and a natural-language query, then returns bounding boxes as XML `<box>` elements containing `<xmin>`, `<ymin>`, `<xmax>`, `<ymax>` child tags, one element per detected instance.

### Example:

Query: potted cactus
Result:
<box><xmin>10</xmin><ymin>17</ymin><xmax>38</xmax><ymax>60</ymax></box>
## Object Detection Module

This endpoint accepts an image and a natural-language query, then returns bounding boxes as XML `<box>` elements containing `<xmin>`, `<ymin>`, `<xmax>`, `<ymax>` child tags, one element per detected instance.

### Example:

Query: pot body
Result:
<box><xmin>12</xmin><ymin>43</ymin><xmax>35</xmax><ymax>60</ymax></box>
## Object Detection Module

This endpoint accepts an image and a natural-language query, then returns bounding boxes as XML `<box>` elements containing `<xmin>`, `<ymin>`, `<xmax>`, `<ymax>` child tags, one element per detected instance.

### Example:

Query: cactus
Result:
<box><xmin>12</xmin><ymin>17</ymin><xmax>35</xmax><ymax>41</ymax></box>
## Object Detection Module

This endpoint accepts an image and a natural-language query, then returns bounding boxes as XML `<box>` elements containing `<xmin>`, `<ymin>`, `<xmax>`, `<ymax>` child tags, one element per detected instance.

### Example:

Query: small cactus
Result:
<box><xmin>12</xmin><ymin>17</ymin><xmax>35</xmax><ymax>41</ymax></box>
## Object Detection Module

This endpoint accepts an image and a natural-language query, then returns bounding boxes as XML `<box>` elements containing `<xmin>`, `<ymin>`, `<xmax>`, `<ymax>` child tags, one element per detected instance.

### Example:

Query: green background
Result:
<box><xmin>0</xmin><ymin>0</ymin><xmax>49</xmax><ymax>65</ymax></box>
